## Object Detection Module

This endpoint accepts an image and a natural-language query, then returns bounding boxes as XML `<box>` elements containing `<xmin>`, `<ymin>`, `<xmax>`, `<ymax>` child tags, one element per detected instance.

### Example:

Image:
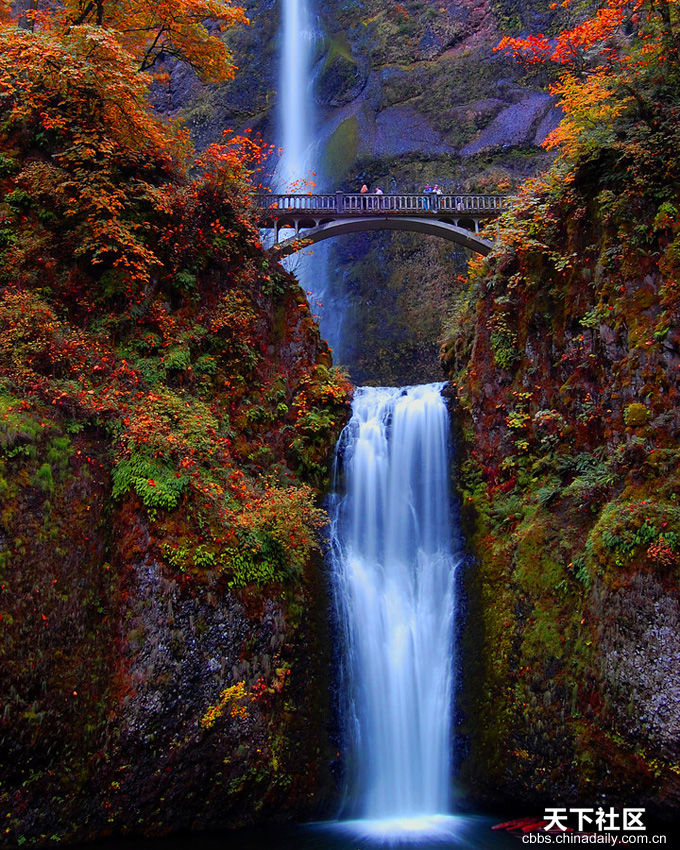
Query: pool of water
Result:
<box><xmin>82</xmin><ymin>813</ymin><xmax>521</xmax><ymax>850</ymax></box>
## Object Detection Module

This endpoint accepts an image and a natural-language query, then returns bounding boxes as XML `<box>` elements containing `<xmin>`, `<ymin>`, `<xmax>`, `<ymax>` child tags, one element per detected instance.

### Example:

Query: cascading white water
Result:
<box><xmin>278</xmin><ymin>0</ymin><xmax>316</xmax><ymax>189</ymax></box>
<box><xmin>330</xmin><ymin>383</ymin><xmax>460</xmax><ymax>831</ymax></box>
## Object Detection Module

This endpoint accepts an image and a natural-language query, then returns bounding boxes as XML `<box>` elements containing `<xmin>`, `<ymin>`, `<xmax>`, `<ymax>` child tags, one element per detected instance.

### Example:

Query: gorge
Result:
<box><xmin>1</xmin><ymin>0</ymin><xmax>680</xmax><ymax>847</ymax></box>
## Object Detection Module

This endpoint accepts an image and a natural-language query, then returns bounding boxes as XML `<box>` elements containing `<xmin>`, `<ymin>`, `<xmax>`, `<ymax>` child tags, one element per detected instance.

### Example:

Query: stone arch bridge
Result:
<box><xmin>254</xmin><ymin>192</ymin><xmax>510</xmax><ymax>258</ymax></box>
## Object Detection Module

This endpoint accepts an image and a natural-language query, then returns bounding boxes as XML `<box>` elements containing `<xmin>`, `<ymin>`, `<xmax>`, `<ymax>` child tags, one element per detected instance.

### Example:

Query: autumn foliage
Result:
<box><xmin>0</xmin><ymin>7</ymin><xmax>353</xmax><ymax>835</ymax></box>
<box><xmin>494</xmin><ymin>0</ymin><xmax>680</xmax><ymax>307</ymax></box>
<box><xmin>497</xmin><ymin>0</ymin><xmax>680</xmax><ymax>156</ymax></box>
<box><xmin>20</xmin><ymin>0</ymin><xmax>249</xmax><ymax>82</ymax></box>
<box><xmin>0</xmin><ymin>0</ymin><xmax>350</xmax><ymax>589</ymax></box>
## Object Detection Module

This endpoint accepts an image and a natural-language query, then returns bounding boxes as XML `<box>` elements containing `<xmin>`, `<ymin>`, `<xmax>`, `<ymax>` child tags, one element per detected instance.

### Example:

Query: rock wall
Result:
<box><xmin>444</xmin><ymin>127</ymin><xmax>680</xmax><ymax>819</ymax></box>
<box><xmin>0</xmin><ymin>277</ymin><xmax>347</xmax><ymax>846</ymax></box>
<box><xmin>0</xmin><ymin>277</ymin><xmax>347</xmax><ymax>845</ymax></box>
<box><xmin>313</xmin><ymin>0</ymin><xmax>561</xmax><ymax>381</ymax></box>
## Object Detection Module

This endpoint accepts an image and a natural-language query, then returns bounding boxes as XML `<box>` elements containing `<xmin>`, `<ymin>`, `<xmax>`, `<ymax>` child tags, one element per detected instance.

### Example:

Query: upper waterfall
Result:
<box><xmin>278</xmin><ymin>0</ymin><xmax>316</xmax><ymax>190</ymax></box>
<box><xmin>276</xmin><ymin>0</ymin><xmax>344</xmax><ymax>359</ymax></box>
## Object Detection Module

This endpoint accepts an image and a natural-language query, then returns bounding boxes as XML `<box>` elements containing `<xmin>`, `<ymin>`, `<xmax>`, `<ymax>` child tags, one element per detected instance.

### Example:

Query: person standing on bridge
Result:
<box><xmin>432</xmin><ymin>185</ymin><xmax>442</xmax><ymax>211</ymax></box>
<box><xmin>423</xmin><ymin>183</ymin><xmax>433</xmax><ymax>210</ymax></box>
<box><xmin>360</xmin><ymin>183</ymin><xmax>369</xmax><ymax>210</ymax></box>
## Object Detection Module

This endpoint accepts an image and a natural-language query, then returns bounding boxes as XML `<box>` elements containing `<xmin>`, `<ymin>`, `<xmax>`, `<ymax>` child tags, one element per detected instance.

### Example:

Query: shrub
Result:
<box><xmin>623</xmin><ymin>403</ymin><xmax>651</xmax><ymax>427</ymax></box>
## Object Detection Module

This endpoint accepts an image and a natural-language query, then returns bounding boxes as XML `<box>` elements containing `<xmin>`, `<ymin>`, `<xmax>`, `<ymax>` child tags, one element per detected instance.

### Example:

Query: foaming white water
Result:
<box><xmin>330</xmin><ymin>384</ymin><xmax>460</xmax><ymax>828</ymax></box>
<box><xmin>308</xmin><ymin>813</ymin><xmax>516</xmax><ymax>849</ymax></box>
<box><xmin>332</xmin><ymin>814</ymin><xmax>463</xmax><ymax>842</ymax></box>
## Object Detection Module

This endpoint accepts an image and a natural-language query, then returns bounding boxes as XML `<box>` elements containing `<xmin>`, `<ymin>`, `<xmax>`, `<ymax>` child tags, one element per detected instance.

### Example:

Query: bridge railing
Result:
<box><xmin>254</xmin><ymin>192</ymin><xmax>510</xmax><ymax>216</ymax></box>
<box><xmin>342</xmin><ymin>193</ymin><xmax>428</xmax><ymax>212</ymax></box>
<box><xmin>437</xmin><ymin>194</ymin><xmax>509</xmax><ymax>212</ymax></box>
<box><xmin>255</xmin><ymin>193</ymin><xmax>338</xmax><ymax>212</ymax></box>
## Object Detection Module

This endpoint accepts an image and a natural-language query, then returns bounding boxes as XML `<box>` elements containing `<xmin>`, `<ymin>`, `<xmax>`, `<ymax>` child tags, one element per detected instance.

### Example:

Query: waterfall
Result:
<box><xmin>329</xmin><ymin>383</ymin><xmax>460</xmax><ymax>835</ymax></box>
<box><xmin>276</xmin><ymin>0</ymin><xmax>343</xmax><ymax>357</ymax></box>
<box><xmin>278</xmin><ymin>0</ymin><xmax>316</xmax><ymax>189</ymax></box>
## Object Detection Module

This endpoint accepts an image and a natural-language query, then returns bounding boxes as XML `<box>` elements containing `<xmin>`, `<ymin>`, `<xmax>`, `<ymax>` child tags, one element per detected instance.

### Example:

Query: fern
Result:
<box><xmin>112</xmin><ymin>454</ymin><xmax>188</xmax><ymax>512</ymax></box>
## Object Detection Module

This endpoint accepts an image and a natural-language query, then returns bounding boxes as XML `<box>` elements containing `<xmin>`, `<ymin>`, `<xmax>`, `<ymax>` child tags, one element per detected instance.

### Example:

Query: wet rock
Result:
<box><xmin>461</xmin><ymin>93</ymin><xmax>555</xmax><ymax>156</ymax></box>
<box><xmin>599</xmin><ymin>574</ymin><xmax>680</xmax><ymax>760</ymax></box>
<box><xmin>374</xmin><ymin>105</ymin><xmax>456</xmax><ymax>157</ymax></box>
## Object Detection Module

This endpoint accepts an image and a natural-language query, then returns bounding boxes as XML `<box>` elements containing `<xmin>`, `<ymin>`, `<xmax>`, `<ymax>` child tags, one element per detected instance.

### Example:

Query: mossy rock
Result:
<box><xmin>623</xmin><ymin>402</ymin><xmax>651</xmax><ymax>427</ymax></box>
<box><xmin>323</xmin><ymin>115</ymin><xmax>360</xmax><ymax>183</ymax></box>
<box><xmin>315</xmin><ymin>36</ymin><xmax>365</xmax><ymax>107</ymax></box>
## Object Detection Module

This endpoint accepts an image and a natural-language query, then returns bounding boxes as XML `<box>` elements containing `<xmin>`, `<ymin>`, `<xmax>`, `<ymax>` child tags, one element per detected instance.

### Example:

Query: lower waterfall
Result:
<box><xmin>328</xmin><ymin>383</ymin><xmax>461</xmax><ymax>836</ymax></box>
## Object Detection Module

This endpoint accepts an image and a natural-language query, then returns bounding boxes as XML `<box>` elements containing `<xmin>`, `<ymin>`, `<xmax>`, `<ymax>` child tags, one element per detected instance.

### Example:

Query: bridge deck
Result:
<box><xmin>254</xmin><ymin>192</ymin><xmax>510</xmax><ymax>220</ymax></box>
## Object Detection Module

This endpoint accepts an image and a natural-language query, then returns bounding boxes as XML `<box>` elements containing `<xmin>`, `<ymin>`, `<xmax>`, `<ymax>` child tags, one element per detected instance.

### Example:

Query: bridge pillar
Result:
<box><xmin>336</xmin><ymin>190</ymin><xmax>344</xmax><ymax>214</ymax></box>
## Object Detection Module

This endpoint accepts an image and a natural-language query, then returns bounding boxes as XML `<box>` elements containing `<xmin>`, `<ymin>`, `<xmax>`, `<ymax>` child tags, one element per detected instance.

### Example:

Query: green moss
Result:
<box><xmin>514</xmin><ymin>517</ymin><xmax>566</xmax><ymax>595</ymax></box>
<box><xmin>521</xmin><ymin>600</ymin><xmax>566</xmax><ymax>663</ymax></box>
<box><xmin>490</xmin><ymin>328</ymin><xmax>520</xmax><ymax>370</ymax></box>
<box><xmin>133</xmin><ymin>355</ymin><xmax>166</xmax><ymax>386</ymax></box>
<box><xmin>623</xmin><ymin>402</ymin><xmax>651</xmax><ymax>427</ymax></box>
<box><xmin>0</xmin><ymin>394</ymin><xmax>46</xmax><ymax>456</ymax></box>
<box><xmin>316</xmin><ymin>35</ymin><xmax>362</xmax><ymax>106</ymax></box>
<box><xmin>323</xmin><ymin>115</ymin><xmax>360</xmax><ymax>183</ymax></box>
<box><xmin>33</xmin><ymin>461</ymin><xmax>54</xmax><ymax>493</ymax></box>
<box><xmin>586</xmin><ymin>497</ymin><xmax>680</xmax><ymax>579</ymax></box>
<box><xmin>162</xmin><ymin>345</ymin><xmax>191</xmax><ymax>372</ymax></box>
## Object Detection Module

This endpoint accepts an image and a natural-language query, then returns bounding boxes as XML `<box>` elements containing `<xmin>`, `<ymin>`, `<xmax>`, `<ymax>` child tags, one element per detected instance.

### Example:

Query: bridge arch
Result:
<box><xmin>269</xmin><ymin>215</ymin><xmax>493</xmax><ymax>258</ymax></box>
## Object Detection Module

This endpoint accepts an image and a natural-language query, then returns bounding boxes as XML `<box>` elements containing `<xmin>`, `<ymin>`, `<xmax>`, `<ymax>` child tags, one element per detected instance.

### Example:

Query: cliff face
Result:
<box><xmin>0</xmin><ymin>32</ymin><xmax>351</xmax><ymax>843</ymax></box>
<box><xmin>0</xmin><ymin>231</ymin><xmax>349</xmax><ymax>847</ymax></box>
<box><xmin>9</xmin><ymin>2</ymin><xmax>680</xmax><ymax>842</ymax></box>
<box><xmin>162</xmin><ymin>0</ymin><xmax>561</xmax><ymax>171</ymax></box>
<box><xmin>444</xmin><ymin>74</ymin><xmax>680</xmax><ymax>814</ymax></box>
<box><xmin>315</xmin><ymin>0</ymin><xmax>561</xmax><ymax>181</ymax></box>
<box><xmin>311</xmin><ymin>0</ymin><xmax>561</xmax><ymax>382</ymax></box>
<box><xmin>0</xmin><ymin>237</ymin><xmax>349</xmax><ymax>847</ymax></box>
